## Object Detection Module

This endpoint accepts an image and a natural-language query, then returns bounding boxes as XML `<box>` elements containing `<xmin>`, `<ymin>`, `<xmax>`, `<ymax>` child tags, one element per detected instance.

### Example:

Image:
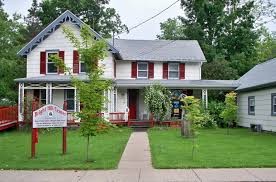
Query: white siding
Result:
<box><xmin>116</xmin><ymin>60</ymin><xmax>132</xmax><ymax>79</ymax></box>
<box><xmin>117</xmin><ymin>89</ymin><xmax>128</xmax><ymax>112</ymax></box>
<box><xmin>26</xmin><ymin>22</ymin><xmax>114</xmax><ymax>79</ymax></box>
<box><xmin>238</xmin><ymin>87</ymin><xmax>276</xmax><ymax>131</ymax></box>
<box><xmin>27</xmin><ymin>22</ymin><xmax>80</xmax><ymax>77</ymax></box>
<box><xmin>115</xmin><ymin>61</ymin><xmax>201</xmax><ymax>80</ymax></box>
<box><xmin>185</xmin><ymin>62</ymin><xmax>201</xmax><ymax>80</ymax></box>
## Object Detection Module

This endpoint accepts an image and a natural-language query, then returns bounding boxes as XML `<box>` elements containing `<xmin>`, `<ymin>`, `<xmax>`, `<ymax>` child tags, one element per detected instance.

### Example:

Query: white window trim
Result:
<box><xmin>40</xmin><ymin>89</ymin><xmax>46</xmax><ymax>105</ymax></box>
<box><xmin>168</xmin><ymin>63</ymin><xmax>179</xmax><ymax>79</ymax></box>
<box><xmin>137</xmin><ymin>62</ymin><xmax>148</xmax><ymax>79</ymax></box>
<box><xmin>65</xmin><ymin>89</ymin><xmax>75</xmax><ymax>112</ymax></box>
<box><xmin>46</xmin><ymin>51</ymin><xmax>59</xmax><ymax>74</ymax></box>
<box><xmin>248</xmin><ymin>96</ymin><xmax>255</xmax><ymax>115</ymax></box>
<box><xmin>79</xmin><ymin>61</ymin><xmax>86</xmax><ymax>74</ymax></box>
<box><xmin>272</xmin><ymin>94</ymin><xmax>276</xmax><ymax>116</ymax></box>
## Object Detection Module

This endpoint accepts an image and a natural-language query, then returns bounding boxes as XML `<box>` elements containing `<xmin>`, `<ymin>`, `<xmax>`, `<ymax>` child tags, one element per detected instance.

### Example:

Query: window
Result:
<box><xmin>80</xmin><ymin>61</ymin><xmax>86</xmax><ymax>73</ymax></box>
<box><xmin>40</xmin><ymin>89</ymin><xmax>46</xmax><ymax>105</ymax></box>
<box><xmin>168</xmin><ymin>63</ymin><xmax>179</xmax><ymax>79</ymax></box>
<box><xmin>47</xmin><ymin>52</ymin><xmax>58</xmax><ymax>74</ymax></box>
<box><xmin>137</xmin><ymin>62</ymin><xmax>148</xmax><ymax>78</ymax></box>
<box><xmin>272</xmin><ymin>94</ymin><xmax>276</xmax><ymax>116</ymax></box>
<box><xmin>248</xmin><ymin>96</ymin><xmax>255</xmax><ymax>115</ymax></box>
<box><xmin>65</xmin><ymin>89</ymin><xmax>75</xmax><ymax>111</ymax></box>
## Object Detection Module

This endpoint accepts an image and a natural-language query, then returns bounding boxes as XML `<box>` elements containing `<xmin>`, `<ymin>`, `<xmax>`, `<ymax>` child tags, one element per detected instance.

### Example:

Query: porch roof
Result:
<box><xmin>14</xmin><ymin>75</ymin><xmax>88</xmax><ymax>83</ymax></box>
<box><xmin>15</xmin><ymin>76</ymin><xmax>239</xmax><ymax>90</ymax></box>
<box><xmin>115</xmin><ymin>79</ymin><xmax>239</xmax><ymax>90</ymax></box>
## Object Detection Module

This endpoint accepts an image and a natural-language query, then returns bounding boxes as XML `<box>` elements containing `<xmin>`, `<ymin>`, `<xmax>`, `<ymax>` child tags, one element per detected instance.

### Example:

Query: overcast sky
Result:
<box><xmin>3</xmin><ymin>0</ymin><xmax>276</xmax><ymax>40</ymax></box>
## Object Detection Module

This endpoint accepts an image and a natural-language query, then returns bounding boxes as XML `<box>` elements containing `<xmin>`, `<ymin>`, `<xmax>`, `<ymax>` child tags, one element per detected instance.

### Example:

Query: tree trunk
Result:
<box><xmin>86</xmin><ymin>135</ymin><xmax>90</xmax><ymax>161</ymax></box>
<box><xmin>181</xmin><ymin>120</ymin><xmax>191</xmax><ymax>137</ymax></box>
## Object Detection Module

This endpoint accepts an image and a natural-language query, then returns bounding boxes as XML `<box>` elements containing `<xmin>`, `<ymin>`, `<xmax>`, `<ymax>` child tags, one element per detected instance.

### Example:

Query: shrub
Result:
<box><xmin>207</xmin><ymin>100</ymin><xmax>226</xmax><ymax>128</ymax></box>
<box><xmin>201</xmin><ymin>111</ymin><xmax>217</xmax><ymax>128</ymax></box>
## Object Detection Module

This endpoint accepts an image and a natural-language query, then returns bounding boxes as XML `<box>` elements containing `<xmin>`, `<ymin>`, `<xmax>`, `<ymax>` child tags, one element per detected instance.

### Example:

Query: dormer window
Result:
<box><xmin>168</xmin><ymin>63</ymin><xmax>179</xmax><ymax>79</ymax></box>
<box><xmin>47</xmin><ymin>51</ymin><xmax>58</xmax><ymax>74</ymax></box>
<box><xmin>137</xmin><ymin>62</ymin><xmax>148</xmax><ymax>78</ymax></box>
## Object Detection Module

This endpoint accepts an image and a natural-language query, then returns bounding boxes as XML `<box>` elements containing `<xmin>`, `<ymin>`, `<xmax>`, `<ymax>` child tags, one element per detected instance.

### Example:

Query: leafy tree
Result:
<box><xmin>0</xmin><ymin>3</ymin><xmax>26</xmax><ymax>104</ymax></box>
<box><xmin>144</xmin><ymin>83</ymin><xmax>171</xmax><ymax>122</ymax></box>
<box><xmin>30</xmin><ymin>0</ymin><xmax>128</xmax><ymax>38</ymax></box>
<box><xmin>157</xmin><ymin>18</ymin><xmax>185</xmax><ymax>40</ymax></box>
<box><xmin>52</xmin><ymin>24</ymin><xmax>112</xmax><ymax>161</ymax></box>
<box><xmin>220</xmin><ymin>92</ymin><xmax>238</xmax><ymax>134</ymax></box>
<box><xmin>158</xmin><ymin>0</ymin><xmax>276</xmax><ymax>79</ymax></box>
<box><xmin>24</xmin><ymin>0</ymin><xmax>42</xmax><ymax>41</ymax></box>
<box><xmin>181</xmin><ymin>96</ymin><xmax>204</xmax><ymax>159</ymax></box>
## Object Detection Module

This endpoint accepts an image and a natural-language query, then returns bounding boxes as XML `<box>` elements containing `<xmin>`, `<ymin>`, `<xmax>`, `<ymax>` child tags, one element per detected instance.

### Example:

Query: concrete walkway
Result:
<box><xmin>1</xmin><ymin>130</ymin><xmax>276</xmax><ymax>181</ymax></box>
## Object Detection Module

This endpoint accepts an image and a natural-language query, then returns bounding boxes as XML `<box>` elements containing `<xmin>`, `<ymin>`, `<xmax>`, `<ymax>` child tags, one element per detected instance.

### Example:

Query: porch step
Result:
<box><xmin>129</xmin><ymin>121</ymin><xmax>151</xmax><ymax>128</ymax></box>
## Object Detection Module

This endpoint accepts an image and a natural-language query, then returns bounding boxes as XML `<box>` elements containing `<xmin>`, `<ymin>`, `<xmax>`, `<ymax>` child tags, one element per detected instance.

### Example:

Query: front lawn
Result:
<box><xmin>148</xmin><ymin>127</ymin><xmax>276</xmax><ymax>168</ymax></box>
<box><xmin>0</xmin><ymin>128</ymin><xmax>131</xmax><ymax>169</ymax></box>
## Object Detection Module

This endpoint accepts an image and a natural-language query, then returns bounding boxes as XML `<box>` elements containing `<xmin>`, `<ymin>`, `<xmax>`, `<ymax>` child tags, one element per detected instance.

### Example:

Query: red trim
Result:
<box><xmin>163</xmin><ymin>63</ymin><xmax>168</xmax><ymax>79</ymax></box>
<box><xmin>73</xmin><ymin>50</ymin><xmax>79</xmax><ymax>74</ymax></box>
<box><xmin>58</xmin><ymin>51</ymin><xmax>65</xmax><ymax>74</ymax></box>
<box><xmin>179</xmin><ymin>63</ymin><xmax>185</xmax><ymax>79</ymax></box>
<box><xmin>40</xmin><ymin>52</ymin><xmax>46</xmax><ymax>74</ymax></box>
<box><xmin>131</xmin><ymin>62</ymin><xmax>137</xmax><ymax>78</ymax></box>
<box><xmin>148</xmin><ymin>62</ymin><xmax>154</xmax><ymax>79</ymax></box>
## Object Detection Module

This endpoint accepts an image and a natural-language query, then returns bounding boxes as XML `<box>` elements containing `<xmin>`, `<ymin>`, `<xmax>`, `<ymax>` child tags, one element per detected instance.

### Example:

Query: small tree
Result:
<box><xmin>220</xmin><ymin>92</ymin><xmax>238</xmax><ymax>134</ymax></box>
<box><xmin>144</xmin><ymin>83</ymin><xmax>171</xmax><ymax>122</ymax></box>
<box><xmin>52</xmin><ymin>24</ymin><xmax>111</xmax><ymax>161</ymax></box>
<box><xmin>181</xmin><ymin>96</ymin><xmax>204</xmax><ymax>159</ymax></box>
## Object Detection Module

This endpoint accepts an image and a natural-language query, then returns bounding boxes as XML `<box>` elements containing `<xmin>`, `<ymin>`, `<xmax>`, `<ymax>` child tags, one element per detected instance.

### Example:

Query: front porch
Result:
<box><xmin>16</xmin><ymin>77</ymin><xmax>238</xmax><ymax>127</ymax></box>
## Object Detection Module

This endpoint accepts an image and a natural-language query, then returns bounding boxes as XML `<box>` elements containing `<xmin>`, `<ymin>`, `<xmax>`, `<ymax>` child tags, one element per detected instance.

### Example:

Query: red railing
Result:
<box><xmin>0</xmin><ymin>106</ymin><xmax>18</xmax><ymax>131</ymax></box>
<box><xmin>109</xmin><ymin>112</ymin><xmax>128</xmax><ymax>126</ymax></box>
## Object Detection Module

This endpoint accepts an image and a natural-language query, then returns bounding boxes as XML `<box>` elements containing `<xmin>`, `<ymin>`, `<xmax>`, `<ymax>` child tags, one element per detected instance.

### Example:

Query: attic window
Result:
<box><xmin>46</xmin><ymin>51</ymin><xmax>58</xmax><ymax>74</ymax></box>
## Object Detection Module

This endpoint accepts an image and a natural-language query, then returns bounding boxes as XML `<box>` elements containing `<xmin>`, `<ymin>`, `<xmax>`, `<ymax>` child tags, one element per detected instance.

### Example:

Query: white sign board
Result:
<box><xmin>33</xmin><ymin>104</ymin><xmax>67</xmax><ymax>128</ymax></box>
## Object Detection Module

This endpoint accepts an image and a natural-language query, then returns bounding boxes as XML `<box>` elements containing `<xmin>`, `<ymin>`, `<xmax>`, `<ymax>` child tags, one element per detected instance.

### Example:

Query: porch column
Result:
<box><xmin>113</xmin><ymin>88</ymin><xmax>117</xmax><ymax>112</ymax></box>
<box><xmin>74</xmin><ymin>87</ymin><xmax>77</xmax><ymax>112</ymax></box>
<box><xmin>46</xmin><ymin>83</ymin><xmax>52</xmax><ymax>104</ymax></box>
<box><xmin>202</xmin><ymin>89</ymin><xmax>208</xmax><ymax>108</ymax></box>
<box><xmin>18</xmin><ymin>83</ymin><xmax>24</xmax><ymax>122</ymax></box>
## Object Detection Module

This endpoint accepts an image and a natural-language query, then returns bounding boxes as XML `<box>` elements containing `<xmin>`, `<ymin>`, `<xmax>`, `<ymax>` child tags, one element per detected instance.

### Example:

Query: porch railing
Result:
<box><xmin>0</xmin><ymin>106</ymin><xmax>18</xmax><ymax>131</ymax></box>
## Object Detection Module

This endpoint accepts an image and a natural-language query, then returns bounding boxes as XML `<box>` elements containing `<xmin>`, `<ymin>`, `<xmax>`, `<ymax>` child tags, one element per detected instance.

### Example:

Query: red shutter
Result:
<box><xmin>179</xmin><ymin>63</ymin><xmax>185</xmax><ymax>79</ymax></box>
<box><xmin>131</xmin><ymin>62</ymin><xmax>137</xmax><ymax>78</ymax></box>
<box><xmin>148</xmin><ymin>62</ymin><xmax>154</xmax><ymax>79</ymax></box>
<box><xmin>58</xmin><ymin>51</ymin><xmax>65</xmax><ymax>74</ymax></box>
<box><xmin>73</xmin><ymin>50</ymin><xmax>79</xmax><ymax>74</ymax></box>
<box><xmin>40</xmin><ymin>51</ymin><xmax>46</xmax><ymax>74</ymax></box>
<box><xmin>163</xmin><ymin>63</ymin><xmax>168</xmax><ymax>79</ymax></box>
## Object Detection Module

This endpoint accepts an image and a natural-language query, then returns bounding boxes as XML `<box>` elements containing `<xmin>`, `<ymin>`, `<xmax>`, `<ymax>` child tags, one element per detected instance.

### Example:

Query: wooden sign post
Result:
<box><xmin>31</xmin><ymin>102</ymin><xmax>68</xmax><ymax>158</ymax></box>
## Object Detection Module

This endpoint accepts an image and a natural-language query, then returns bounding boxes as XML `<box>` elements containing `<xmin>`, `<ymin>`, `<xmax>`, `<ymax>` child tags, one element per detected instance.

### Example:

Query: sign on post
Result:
<box><xmin>31</xmin><ymin>104</ymin><xmax>68</xmax><ymax>158</ymax></box>
<box><xmin>33</xmin><ymin>104</ymin><xmax>67</xmax><ymax>128</ymax></box>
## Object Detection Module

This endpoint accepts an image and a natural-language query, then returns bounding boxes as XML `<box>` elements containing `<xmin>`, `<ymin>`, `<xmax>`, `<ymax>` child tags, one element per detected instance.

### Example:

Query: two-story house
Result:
<box><xmin>15</xmin><ymin>10</ymin><xmax>237</xmax><ymax>123</ymax></box>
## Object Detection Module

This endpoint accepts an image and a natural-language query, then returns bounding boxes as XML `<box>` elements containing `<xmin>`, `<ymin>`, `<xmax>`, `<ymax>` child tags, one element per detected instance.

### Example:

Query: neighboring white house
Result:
<box><xmin>15</xmin><ymin>10</ymin><xmax>237</xmax><ymax>123</ymax></box>
<box><xmin>237</xmin><ymin>58</ymin><xmax>276</xmax><ymax>132</ymax></box>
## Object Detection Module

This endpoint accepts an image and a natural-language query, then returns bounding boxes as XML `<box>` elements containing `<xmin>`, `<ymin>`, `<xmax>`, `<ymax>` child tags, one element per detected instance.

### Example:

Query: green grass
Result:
<box><xmin>0</xmin><ymin>128</ymin><xmax>131</xmax><ymax>169</ymax></box>
<box><xmin>148</xmin><ymin>127</ymin><xmax>276</xmax><ymax>168</ymax></box>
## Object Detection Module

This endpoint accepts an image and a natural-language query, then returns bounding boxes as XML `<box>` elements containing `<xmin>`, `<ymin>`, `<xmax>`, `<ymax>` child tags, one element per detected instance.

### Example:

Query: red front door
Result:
<box><xmin>129</xmin><ymin>89</ymin><xmax>138</xmax><ymax>120</ymax></box>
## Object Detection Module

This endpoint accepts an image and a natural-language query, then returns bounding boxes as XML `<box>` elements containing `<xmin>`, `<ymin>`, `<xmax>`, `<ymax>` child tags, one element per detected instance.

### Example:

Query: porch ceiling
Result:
<box><xmin>115</xmin><ymin>79</ymin><xmax>239</xmax><ymax>90</ymax></box>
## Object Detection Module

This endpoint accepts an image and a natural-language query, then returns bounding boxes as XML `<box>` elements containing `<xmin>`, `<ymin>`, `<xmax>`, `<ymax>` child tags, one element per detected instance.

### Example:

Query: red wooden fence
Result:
<box><xmin>0</xmin><ymin>106</ymin><xmax>18</xmax><ymax>131</ymax></box>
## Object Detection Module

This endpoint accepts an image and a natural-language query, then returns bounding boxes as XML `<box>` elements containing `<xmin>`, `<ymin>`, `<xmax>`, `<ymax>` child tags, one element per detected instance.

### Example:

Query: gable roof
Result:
<box><xmin>236</xmin><ymin>58</ymin><xmax>276</xmax><ymax>91</ymax></box>
<box><xmin>110</xmin><ymin>39</ymin><xmax>206</xmax><ymax>62</ymax></box>
<box><xmin>18</xmin><ymin>10</ymin><xmax>118</xmax><ymax>56</ymax></box>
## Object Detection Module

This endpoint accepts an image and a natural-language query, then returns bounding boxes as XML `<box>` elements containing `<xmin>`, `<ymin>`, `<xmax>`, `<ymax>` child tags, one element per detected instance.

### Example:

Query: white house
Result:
<box><xmin>15</xmin><ymin>10</ymin><xmax>237</xmax><ymax>123</ymax></box>
<box><xmin>237</xmin><ymin>58</ymin><xmax>276</xmax><ymax>132</ymax></box>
